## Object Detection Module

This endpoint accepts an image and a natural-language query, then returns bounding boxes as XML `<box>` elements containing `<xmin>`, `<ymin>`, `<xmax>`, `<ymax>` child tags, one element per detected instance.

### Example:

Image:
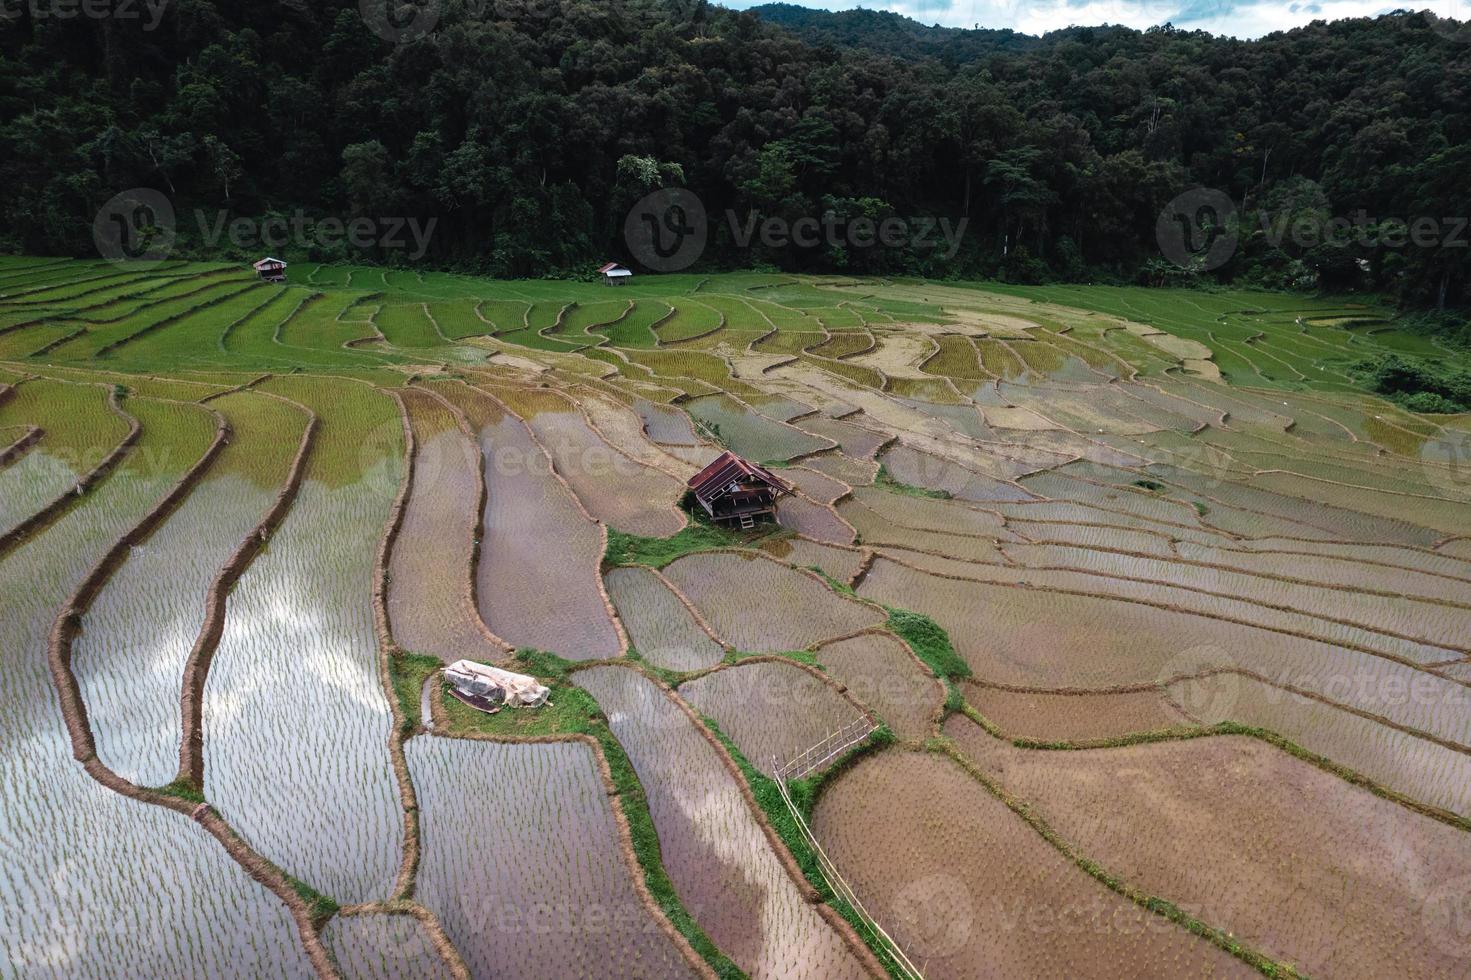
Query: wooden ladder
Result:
<box><xmin>739</xmin><ymin>514</ymin><xmax>757</xmax><ymax>531</ymax></box>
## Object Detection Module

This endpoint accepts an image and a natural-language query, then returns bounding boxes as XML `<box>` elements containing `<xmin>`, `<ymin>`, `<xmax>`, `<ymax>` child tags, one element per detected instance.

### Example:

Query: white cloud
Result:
<box><xmin>725</xmin><ymin>0</ymin><xmax>1467</xmax><ymax>39</ymax></box>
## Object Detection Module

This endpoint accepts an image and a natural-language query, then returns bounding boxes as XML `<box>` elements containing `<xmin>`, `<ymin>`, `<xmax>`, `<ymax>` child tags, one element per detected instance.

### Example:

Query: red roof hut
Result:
<box><xmin>687</xmin><ymin>451</ymin><xmax>792</xmax><ymax>529</ymax></box>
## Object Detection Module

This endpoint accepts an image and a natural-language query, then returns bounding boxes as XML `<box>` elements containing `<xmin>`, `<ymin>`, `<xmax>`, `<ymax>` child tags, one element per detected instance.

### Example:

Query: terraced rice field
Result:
<box><xmin>679</xmin><ymin>660</ymin><xmax>867</xmax><ymax>775</ymax></box>
<box><xmin>407</xmin><ymin>736</ymin><xmax>700</xmax><ymax>979</ymax></box>
<box><xmin>812</xmin><ymin>750</ymin><xmax>1250</xmax><ymax>977</ymax></box>
<box><xmin>574</xmin><ymin>666</ymin><xmax>873</xmax><ymax>979</ymax></box>
<box><xmin>4</xmin><ymin>258</ymin><xmax>1469</xmax><ymax>978</ymax></box>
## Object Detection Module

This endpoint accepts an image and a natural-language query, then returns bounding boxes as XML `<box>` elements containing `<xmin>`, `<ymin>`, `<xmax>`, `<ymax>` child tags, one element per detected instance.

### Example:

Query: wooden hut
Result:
<box><xmin>599</xmin><ymin>262</ymin><xmax>633</xmax><ymax>285</ymax></box>
<box><xmin>687</xmin><ymin>451</ymin><xmax>792</xmax><ymax>529</ymax></box>
<box><xmin>253</xmin><ymin>257</ymin><xmax>288</xmax><ymax>283</ymax></box>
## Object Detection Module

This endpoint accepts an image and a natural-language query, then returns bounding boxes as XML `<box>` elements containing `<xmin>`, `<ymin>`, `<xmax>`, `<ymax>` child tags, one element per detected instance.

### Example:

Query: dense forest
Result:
<box><xmin>1</xmin><ymin>0</ymin><xmax>1468</xmax><ymax>314</ymax></box>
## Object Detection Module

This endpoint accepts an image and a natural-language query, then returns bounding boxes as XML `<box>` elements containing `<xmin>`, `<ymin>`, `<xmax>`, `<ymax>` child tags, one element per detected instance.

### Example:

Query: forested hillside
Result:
<box><xmin>0</xmin><ymin>0</ymin><xmax>1467</xmax><ymax>311</ymax></box>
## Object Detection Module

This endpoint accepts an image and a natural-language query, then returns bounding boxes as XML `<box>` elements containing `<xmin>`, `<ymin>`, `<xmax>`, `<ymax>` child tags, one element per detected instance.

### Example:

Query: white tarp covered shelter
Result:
<box><xmin>445</xmin><ymin>660</ymin><xmax>550</xmax><ymax>708</ymax></box>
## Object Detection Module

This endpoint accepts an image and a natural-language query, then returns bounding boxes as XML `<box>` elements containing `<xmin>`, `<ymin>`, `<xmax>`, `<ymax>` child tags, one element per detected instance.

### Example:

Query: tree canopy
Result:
<box><xmin>0</xmin><ymin>0</ymin><xmax>1467</xmax><ymax>309</ymax></box>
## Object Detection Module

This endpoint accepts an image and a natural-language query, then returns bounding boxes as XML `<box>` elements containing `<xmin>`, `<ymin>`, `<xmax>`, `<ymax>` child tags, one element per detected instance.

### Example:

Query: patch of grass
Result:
<box><xmin>1132</xmin><ymin>478</ymin><xmax>1166</xmax><ymax>492</ymax></box>
<box><xmin>287</xmin><ymin>875</ymin><xmax>340</xmax><ymax>928</ymax></box>
<box><xmin>389</xmin><ymin>651</ymin><xmax>443</xmax><ymax>735</ymax></box>
<box><xmin>1192</xmin><ymin>501</ymin><xmax>1211</xmax><ymax>517</ymax></box>
<box><xmin>434</xmin><ymin>649</ymin><xmax>602</xmax><ymax>739</ymax></box>
<box><xmin>807</xmin><ymin>566</ymin><xmax>858</xmax><ymax>597</ymax></box>
<box><xmin>605</xmin><ymin>504</ymin><xmax>763</xmax><ymax>569</ymax></box>
<box><xmin>702</xmin><ymin>717</ymin><xmax>907</xmax><ymax>978</ymax></box>
<box><xmin>153</xmin><ymin>777</ymin><xmax>206</xmax><ymax>804</ymax></box>
<box><xmin>875</xmin><ymin>463</ymin><xmax>952</xmax><ymax>499</ymax></box>
<box><xmin>885</xmin><ymin>608</ymin><xmax>970</xmax><ymax>681</ymax></box>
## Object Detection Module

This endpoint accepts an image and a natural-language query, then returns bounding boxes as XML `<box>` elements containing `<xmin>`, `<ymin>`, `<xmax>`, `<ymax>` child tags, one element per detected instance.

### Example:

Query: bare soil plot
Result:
<box><xmin>0</xmin><ymin>397</ymin><xmax>316</xmax><ymax>980</ymax></box>
<box><xmin>574</xmin><ymin>666</ymin><xmax>871</xmax><ymax>980</ymax></box>
<box><xmin>388</xmin><ymin>389</ymin><xmax>504</xmax><ymax>663</ymax></box>
<box><xmin>759</xmin><ymin>537</ymin><xmax>868</xmax><ymax>584</ymax></box>
<box><xmin>322</xmin><ymin>914</ymin><xmax>456</xmax><ymax>980</ymax></box>
<box><xmin>812</xmin><ymin>749</ymin><xmax>1251</xmax><ymax>978</ymax></box>
<box><xmin>408</xmin><ymin>736</ymin><xmax>700</xmax><ymax>979</ymax></box>
<box><xmin>203</xmin><ymin>379</ymin><xmax>406</xmax><ymax>904</ymax></box>
<box><xmin>680</xmin><ymin>661</ymin><xmax>866</xmax><ymax>775</ymax></box>
<box><xmin>430</xmin><ymin>382</ymin><xmax>622</xmax><ymax>659</ymax></box>
<box><xmin>963</xmin><ymin>682</ymin><xmax>1190</xmax><ymax>742</ymax></box>
<box><xmin>857</xmin><ymin>557</ymin><xmax>1471</xmax><ymax>752</ymax></box>
<box><xmin>77</xmin><ymin>391</ymin><xmax>306</xmax><ymax>788</ymax></box>
<box><xmin>816</xmin><ymin>633</ymin><xmax>942</xmax><ymax>740</ymax></box>
<box><xmin>606</xmin><ymin>566</ymin><xmax>725</xmax><ymax>672</ymax></box>
<box><xmin>846</xmin><ymin>331</ymin><xmax>935</xmax><ymax>379</ymax></box>
<box><xmin>944</xmin><ymin>719</ymin><xmax>1471</xmax><ymax>978</ymax></box>
<box><xmin>487</xmin><ymin>383</ymin><xmax>685</xmax><ymax>536</ymax></box>
<box><xmin>663</xmin><ymin>552</ymin><xmax>884</xmax><ymax>652</ymax></box>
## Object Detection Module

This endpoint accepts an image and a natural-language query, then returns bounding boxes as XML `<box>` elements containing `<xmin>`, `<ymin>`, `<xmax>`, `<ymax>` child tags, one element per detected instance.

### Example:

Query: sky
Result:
<box><xmin>724</xmin><ymin>0</ymin><xmax>1468</xmax><ymax>40</ymax></box>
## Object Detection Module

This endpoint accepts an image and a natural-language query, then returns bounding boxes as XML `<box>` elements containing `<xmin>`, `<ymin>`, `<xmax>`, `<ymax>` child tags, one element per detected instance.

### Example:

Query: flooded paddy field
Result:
<box><xmin>5</xmin><ymin>261</ymin><xmax>1470</xmax><ymax>976</ymax></box>
<box><xmin>407</xmin><ymin>736</ymin><xmax>700</xmax><ymax>979</ymax></box>
<box><xmin>575</xmin><ymin>665</ymin><xmax>872</xmax><ymax>979</ymax></box>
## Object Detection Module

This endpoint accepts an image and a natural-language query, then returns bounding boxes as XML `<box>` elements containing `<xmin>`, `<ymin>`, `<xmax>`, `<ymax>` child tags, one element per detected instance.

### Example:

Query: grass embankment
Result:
<box><xmin>875</xmin><ymin>463</ymin><xmax>952</xmax><ymax>499</ymax></box>
<box><xmin>704</xmin><ymin>718</ymin><xmax>910</xmax><ymax>979</ymax></box>
<box><xmin>604</xmin><ymin>494</ymin><xmax>784</xmax><ymax>569</ymax></box>
<box><xmin>883</xmin><ymin>607</ymin><xmax>970</xmax><ymax>716</ymax></box>
<box><xmin>412</xmin><ymin>648</ymin><xmax>744</xmax><ymax>979</ymax></box>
